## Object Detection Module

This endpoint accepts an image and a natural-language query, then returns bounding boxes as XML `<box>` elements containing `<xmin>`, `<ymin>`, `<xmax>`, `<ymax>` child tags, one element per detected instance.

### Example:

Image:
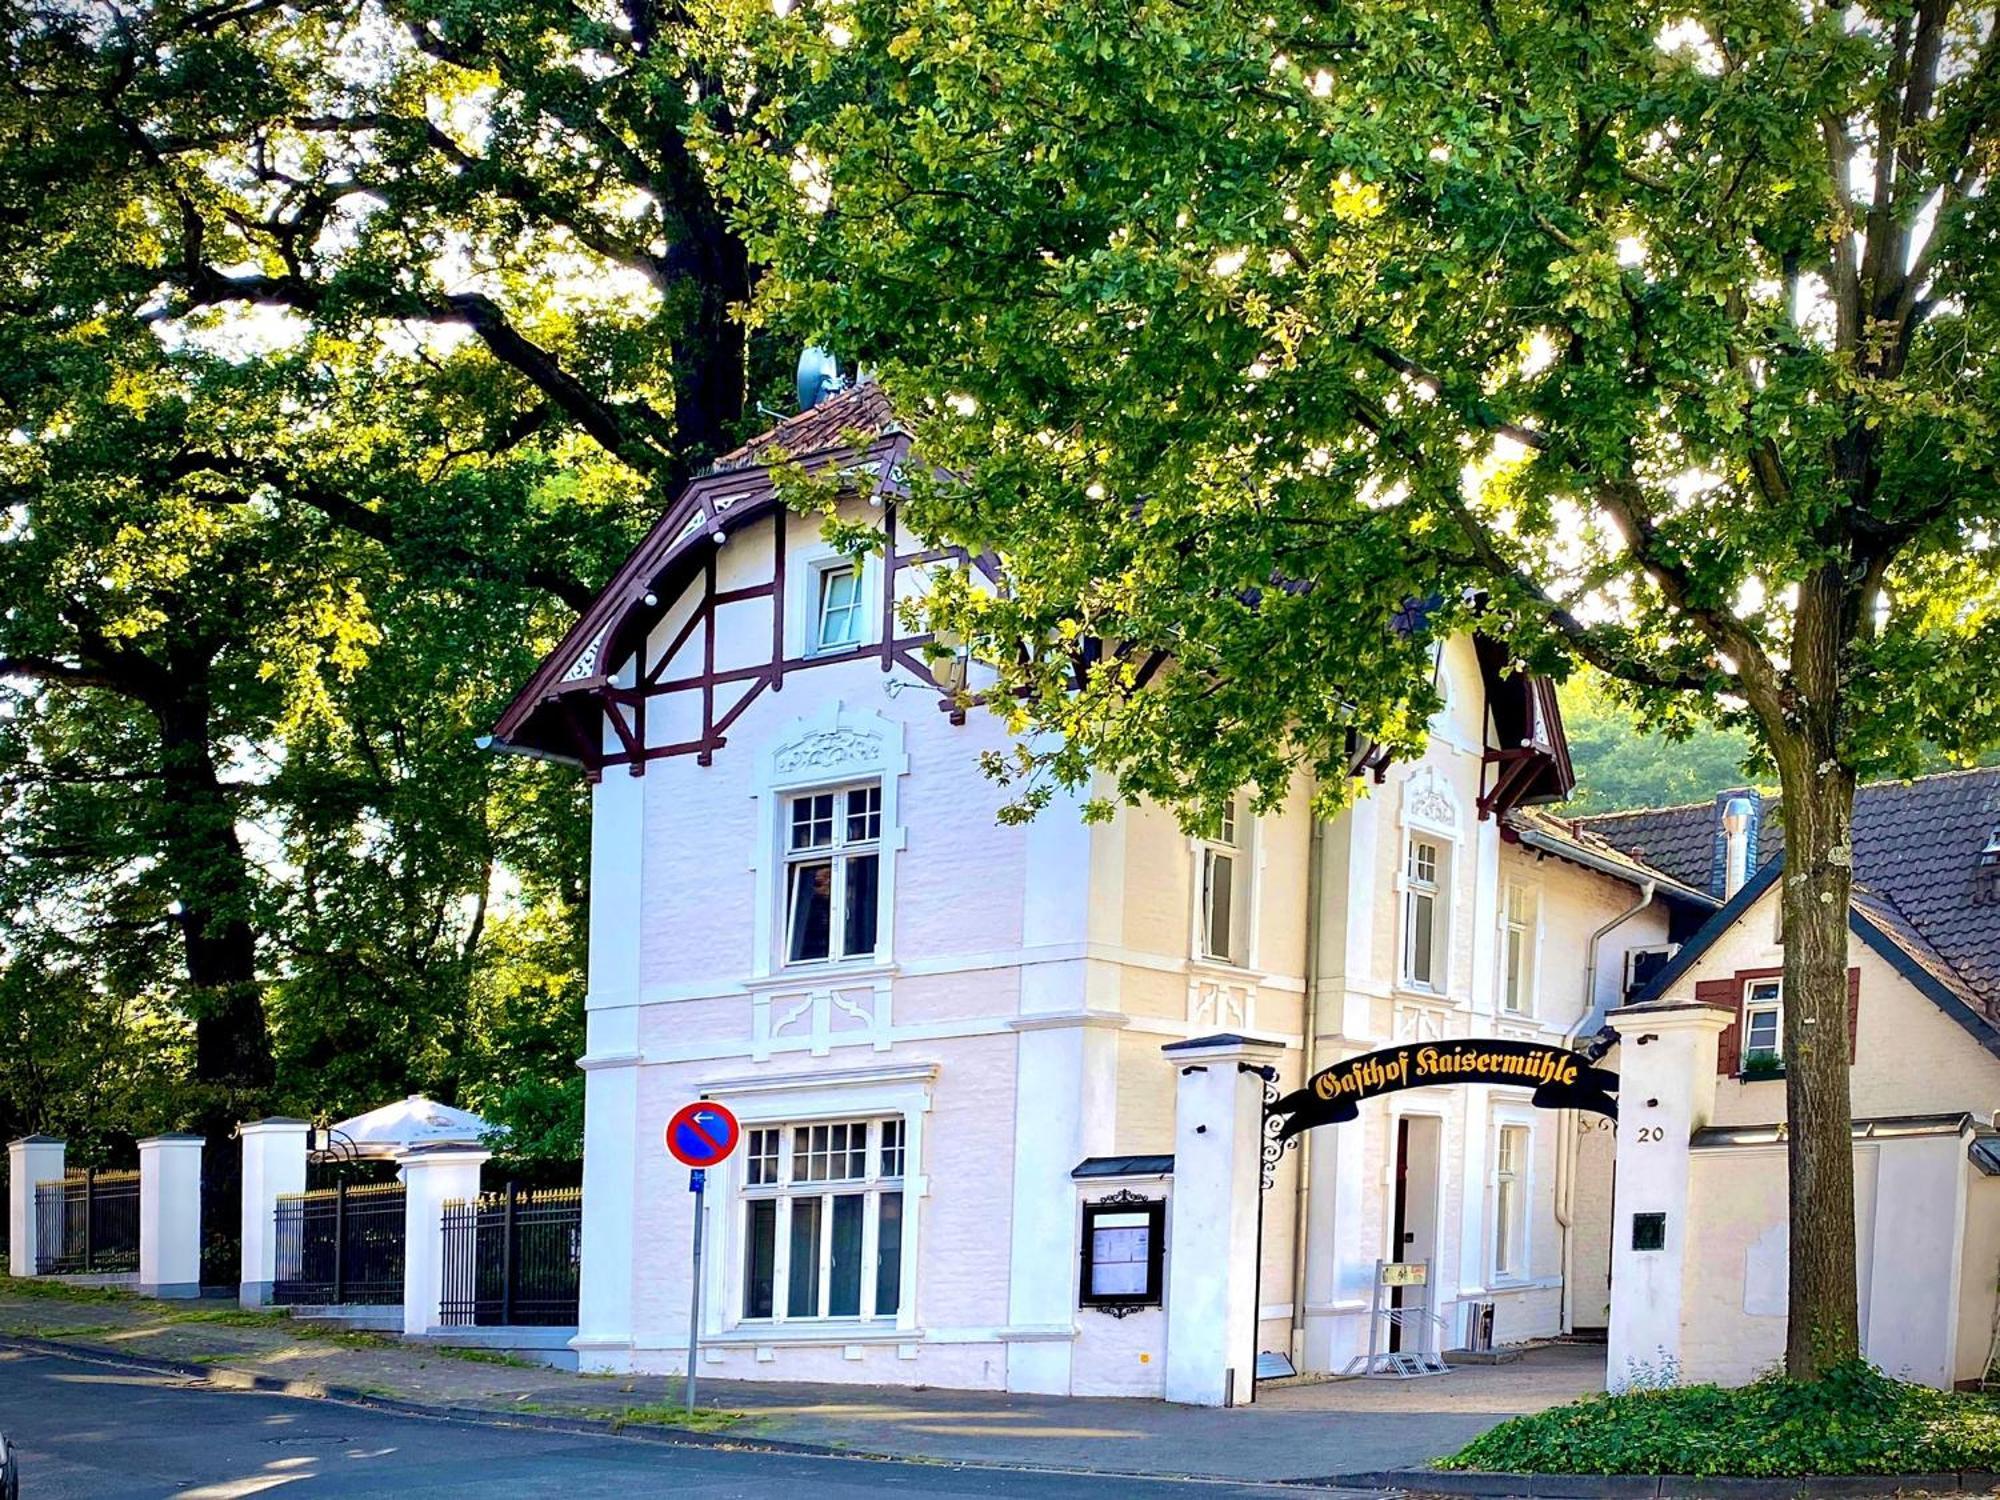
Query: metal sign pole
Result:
<box><xmin>685</xmin><ymin>1167</ymin><xmax>705</xmax><ymax>1415</ymax></box>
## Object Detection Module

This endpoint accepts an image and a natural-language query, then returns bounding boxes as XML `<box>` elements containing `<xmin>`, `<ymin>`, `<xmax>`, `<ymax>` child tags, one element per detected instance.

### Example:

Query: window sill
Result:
<box><xmin>1393</xmin><ymin>985</ymin><xmax>1459</xmax><ymax>1007</ymax></box>
<box><xmin>1187</xmin><ymin>955</ymin><xmax>1263</xmax><ymax>984</ymax></box>
<box><xmin>751</xmin><ymin>962</ymin><xmax>897</xmax><ymax>992</ymax></box>
<box><xmin>803</xmin><ymin>641</ymin><xmax>869</xmax><ymax>660</ymax></box>
<box><xmin>710</xmin><ymin>1322</ymin><xmax>909</xmax><ymax>1346</ymax></box>
<box><xmin>1736</xmin><ymin>1070</ymin><xmax>1787</xmax><ymax>1083</ymax></box>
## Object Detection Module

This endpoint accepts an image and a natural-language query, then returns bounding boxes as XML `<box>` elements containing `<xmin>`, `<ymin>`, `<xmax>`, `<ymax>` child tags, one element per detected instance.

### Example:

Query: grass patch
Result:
<box><xmin>1441</xmin><ymin>1362</ymin><xmax>2000</xmax><ymax>1478</ymax></box>
<box><xmin>0</xmin><ymin>1279</ymin><xmax>135</xmax><ymax>1306</ymax></box>
<box><xmin>519</xmin><ymin>1400</ymin><xmax>743</xmax><ymax>1435</ymax></box>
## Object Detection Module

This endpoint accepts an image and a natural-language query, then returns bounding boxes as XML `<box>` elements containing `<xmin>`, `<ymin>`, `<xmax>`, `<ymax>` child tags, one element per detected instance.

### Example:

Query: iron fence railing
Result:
<box><xmin>439</xmin><ymin>1184</ymin><xmax>582</xmax><ymax>1327</ymax></box>
<box><xmin>272</xmin><ymin>1180</ymin><xmax>406</xmax><ymax>1306</ymax></box>
<box><xmin>34</xmin><ymin>1169</ymin><xmax>140</xmax><ymax>1275</ymax></box>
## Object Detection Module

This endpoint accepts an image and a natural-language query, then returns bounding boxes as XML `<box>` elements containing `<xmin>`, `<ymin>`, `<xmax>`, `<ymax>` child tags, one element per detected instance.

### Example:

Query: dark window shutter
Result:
<box><xmin>1696</xmin><ymin>977</ymin><xmax>1741</xmax><ymax>1075</ymax></box>
<box><xmin>1847</xmin><ymin>966</ymin><xmax>1861</xmax><ymax>1062</ymax></box>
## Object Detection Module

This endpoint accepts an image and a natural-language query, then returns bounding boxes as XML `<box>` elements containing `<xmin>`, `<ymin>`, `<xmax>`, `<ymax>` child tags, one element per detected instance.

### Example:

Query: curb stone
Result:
<box><xmin>1305</xmin><ymin>1471</ymin><xmax>2000</xmax><ymax>1498</ymax></box>
<box><xmin>0</xmin><ymin>1335</ymin><xmax>1354</xmax><ymax>1492</ymax></box>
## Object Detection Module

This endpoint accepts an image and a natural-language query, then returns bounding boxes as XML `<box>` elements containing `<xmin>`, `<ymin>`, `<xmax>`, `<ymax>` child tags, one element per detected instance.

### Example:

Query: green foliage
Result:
<box><xmin>705</xmin><ymin>0</ymin><xmax>2000</xmax><ymax>820</ymax></box>
<box><xmin>1442</xmin><ymin>1362</ymin><xmax>2000</xmax><ymax>1478</ymax></box>
<box><xmin>0</xmin><ymin>0</ymin><xmax>751</xmax><ymax>1159</ymax></box>
<box><xmin>1558</xmin><ymin>671</ymin><xmax>1760</xmax><ymax>813</ymax></box>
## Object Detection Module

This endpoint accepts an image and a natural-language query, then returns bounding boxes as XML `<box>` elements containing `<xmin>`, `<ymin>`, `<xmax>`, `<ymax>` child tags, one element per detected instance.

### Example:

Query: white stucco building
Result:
<box><xmin>491</xmin><ymin>379</ymin><xmax>2000</xmax><ymax>1398</ymax></box>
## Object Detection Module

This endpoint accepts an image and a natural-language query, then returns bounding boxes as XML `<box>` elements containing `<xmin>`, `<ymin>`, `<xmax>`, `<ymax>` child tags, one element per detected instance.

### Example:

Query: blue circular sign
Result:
<box><xmin>666</xmin><ymin>1102</ymin><xmax>741</xmax><ymax>1168</ymax></box>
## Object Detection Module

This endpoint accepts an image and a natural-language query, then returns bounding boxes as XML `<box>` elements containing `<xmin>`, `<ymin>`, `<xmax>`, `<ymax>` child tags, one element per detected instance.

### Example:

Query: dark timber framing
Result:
<box><xmin>492</xmin><ymin>428</ymin><xmax>986</xmax><ymax>779</ymax></box>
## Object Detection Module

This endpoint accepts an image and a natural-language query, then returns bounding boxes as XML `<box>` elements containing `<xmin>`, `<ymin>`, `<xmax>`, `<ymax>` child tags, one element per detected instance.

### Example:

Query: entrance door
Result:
<box><xmin>1389</xmin><ymin>1115</ymin><xmax>1442</xmax><ymax>1350</ymax></box>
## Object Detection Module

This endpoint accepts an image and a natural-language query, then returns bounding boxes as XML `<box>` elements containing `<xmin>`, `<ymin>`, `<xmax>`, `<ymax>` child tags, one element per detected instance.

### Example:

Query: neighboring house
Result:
<box><xmin>1581</xmin><ymin>774</ymin><xmax>2000</xmax><ymax>1387</ymax></box>
<box><xmin>488</xmin><ymin>378</ymin><xmax>1716</xmax><ymax>1394</ymax></box>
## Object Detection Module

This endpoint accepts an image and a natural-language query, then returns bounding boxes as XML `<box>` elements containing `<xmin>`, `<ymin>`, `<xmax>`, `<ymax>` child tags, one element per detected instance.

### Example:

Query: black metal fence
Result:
<box><xmin>34</xmin><ymin>1170</ymin><xmax>140</xmax><ymax>1275</ymax></box>
<box><xmin>273</xmin><ymin>1180</ymin><xmax>407</xmax><ymax>1305</ymax></box>
<box><xmin>439</xmin><ymin>1184</ymin><xmax>582</xmax><ymax>1327</ymax></box>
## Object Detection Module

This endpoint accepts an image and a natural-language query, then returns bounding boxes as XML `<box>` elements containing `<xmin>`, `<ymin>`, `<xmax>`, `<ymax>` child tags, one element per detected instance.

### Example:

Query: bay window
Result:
<box><xmin>739</xmin><ymin>1117</ymin><xmax>906</xmax><ymax>1323</ymax></box>
<box><xmin>784</xmin><ymin>784</ymin><xmax>881</xmax><ymax>965</ymax></box>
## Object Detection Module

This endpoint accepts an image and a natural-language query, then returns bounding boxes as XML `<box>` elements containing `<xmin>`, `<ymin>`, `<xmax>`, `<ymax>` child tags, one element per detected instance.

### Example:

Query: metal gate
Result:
<box><xmin>439</xmin><ymin>1184</ymin><xmax>581</xmax><ymax>1326</ymax></box>
<box><xmin>272</xmin><ymin>1180</ymin><xmax>406</xmax><ymax>1305</ymax></box>
<box><xmin>34</xmin><ymin>1170</ymin><xmax>140</xmax><ymax>1275</ymax></box>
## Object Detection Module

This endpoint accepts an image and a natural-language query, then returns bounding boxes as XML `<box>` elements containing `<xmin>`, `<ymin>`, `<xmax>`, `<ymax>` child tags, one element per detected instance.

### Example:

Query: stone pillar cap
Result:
<box><xmin>392</xmin><ymin>1142</ymin><xmax>492</xmax><ymax>1163</ymax></box>
<box><xmin>138</xmin><ymin>1133</ymin><xmax>206</xmax><ymax>1146</ymax></box>
<box><xmin>7</xmin><ymin>1134</ymin><xmax>64</xmax><ymax>1147</ymax></box>
<box><xmin>239</xmin><ymin>1117</ymin><xmax>312</xmax><ymax>1129</ymax></box>
<box><xmin>1161</xmin><ymin>1032</ymin><xmax>1286</xmax><ymax>1059</ymax></box>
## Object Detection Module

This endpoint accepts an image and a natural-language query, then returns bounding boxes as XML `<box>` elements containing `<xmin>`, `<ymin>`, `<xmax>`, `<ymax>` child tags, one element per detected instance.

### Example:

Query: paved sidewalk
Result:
<box><xmin>0</xmin><ymin>1283</ymin><xmax>1603</xmax><ymax>1483</ymax></box>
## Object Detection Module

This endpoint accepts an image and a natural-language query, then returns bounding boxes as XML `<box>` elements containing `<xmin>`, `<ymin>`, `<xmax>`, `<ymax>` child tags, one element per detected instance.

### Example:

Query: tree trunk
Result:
<box><xmin>151</xmin><ymin>677</ymin><xmax>273</xmax><ymax>1098</ymax></box>
<box><xmin>1767</xmin><ymin>565</ymin><xmax>1862</xmax><ymax>1378</ymax></box>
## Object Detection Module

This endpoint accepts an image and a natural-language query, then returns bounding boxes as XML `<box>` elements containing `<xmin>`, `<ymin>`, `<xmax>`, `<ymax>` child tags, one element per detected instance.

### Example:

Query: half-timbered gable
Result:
<box><xmin>492</xmin><ymin>382</ymin><xmax>983</xmax><ymax>777</ymax></box>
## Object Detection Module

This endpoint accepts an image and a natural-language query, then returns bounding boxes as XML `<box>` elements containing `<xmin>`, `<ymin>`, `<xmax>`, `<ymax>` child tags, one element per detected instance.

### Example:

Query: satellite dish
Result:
<box><xmin>796</xmin><ymin>346</ymin><xmax>844</xmax><ymax>412</ymax></box>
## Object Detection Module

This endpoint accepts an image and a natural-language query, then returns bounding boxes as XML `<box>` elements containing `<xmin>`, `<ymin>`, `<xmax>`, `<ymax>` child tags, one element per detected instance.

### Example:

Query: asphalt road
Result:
<box><xmin>0</xmin><ymin>1348</ymin><xmax>1381</xmax><ymax>1499</ymax></box>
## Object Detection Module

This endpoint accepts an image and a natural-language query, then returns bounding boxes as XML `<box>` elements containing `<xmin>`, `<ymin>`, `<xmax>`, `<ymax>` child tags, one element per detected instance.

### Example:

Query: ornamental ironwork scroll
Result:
<box><xmin>1266</xmin><ymin>1029</ymin><xmax>1620</xmax><ymax>1153</ymax></box>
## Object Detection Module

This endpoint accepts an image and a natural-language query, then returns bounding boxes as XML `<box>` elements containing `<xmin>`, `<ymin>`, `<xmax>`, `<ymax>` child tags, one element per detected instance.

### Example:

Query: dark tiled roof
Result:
<box><xmin>1504</xmin><ymin>806</ymin><xmax>1718</xmax><ymax>907</ymax></box>
<box><xmin>709</xmin><ymin>380</ymin><xmax>900</xmax><ymax>473</ymax></box>
<box><xmin>1583</xmin><ymin>767</ymin><xmax>2000</xmax><ymax>1003</ymax></box>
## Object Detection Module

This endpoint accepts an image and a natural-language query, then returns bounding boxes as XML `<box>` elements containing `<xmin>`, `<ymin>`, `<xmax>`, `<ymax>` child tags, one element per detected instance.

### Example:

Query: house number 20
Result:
<box><xmin>1635</xmin><ymin>1125</ymin><xmax>1666</xmax><ymax>1143</ymax></box>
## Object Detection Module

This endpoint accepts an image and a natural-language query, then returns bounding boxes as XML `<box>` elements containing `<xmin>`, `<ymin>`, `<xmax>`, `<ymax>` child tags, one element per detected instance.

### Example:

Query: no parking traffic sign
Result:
<box><xmin>668</xmin><ymin>1098</ymin><xmax>740</xmax><ymax>1416</ymax></box>
<box><xmin>666</xmin><ymin>1101</ymin><xmax>740</xmax><ymax>1169</ymax></box>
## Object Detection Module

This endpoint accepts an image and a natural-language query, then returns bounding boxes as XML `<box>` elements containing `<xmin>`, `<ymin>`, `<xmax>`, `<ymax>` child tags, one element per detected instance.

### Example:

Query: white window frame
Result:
<box><xmin>751</xmin><ymin>704</ymin><xmax>908</xmax><ymax>981</ymax></box>
<box><xmin>808</xmin><ymin>557</ymin><xmax>869</xmax><ymax>656</ymax></box>
<box><xmin>1491</xmin><ymin>1119</ymin><xmax>1532</xmax><ymax>1283</ymax></box>
<box><xmin>1499</xmin><ymin>883</ymin><xmax>1540</xmax><ymax>1017</ymax></box>
<box><xmin>737</xmin><ymin>1116</ymin><xmax>907</xmax><ymax>1325</ymax></box>
<box><xmin>705</xmin><ymin>1064</ymin><xmax>934</xmax><ymax>1340</ymax></box>
<box><xmin>1193</xmin><ymin>795</ymin><xmax>1255</xmax><ymax>968</ymax></box>
<box><xmin>1400</xmin><ymin>833</ymin><xmax>1450</xmax><ymax>994</ymax></box>
<box><xmin>781</xmin><ymin>781</ymin><xmax>883</xmax><ymax>968</ymax></box>
<box><xmin>1743</xmin><ymin>977</ymin><xmax>1783</xmax><ymax>1062</ymax></box>
<box><xmin>1397</xmin><ymin>767</ymin><xmax>1461</xmax><ymax>999</ymax></box>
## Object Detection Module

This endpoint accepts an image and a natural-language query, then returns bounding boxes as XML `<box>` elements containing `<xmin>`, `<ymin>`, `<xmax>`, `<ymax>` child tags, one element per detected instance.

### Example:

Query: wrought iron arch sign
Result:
<box><xmin>1260</xmin><ymin>1029</ymin><xmax>1619</xmax><ymax>1188</ymax></box>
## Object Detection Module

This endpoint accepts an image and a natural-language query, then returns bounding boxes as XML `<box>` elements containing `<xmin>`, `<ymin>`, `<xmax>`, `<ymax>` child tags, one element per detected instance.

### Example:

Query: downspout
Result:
<box><xmin>1288</xmin><ymin>812</ymin><xmax>1326</xmax><ymax>1369</ymax></box>
<box><xmin>1555</xmin><ymin>877</ymin><xmax>1655</xmax><ymax>1332</ymax></box>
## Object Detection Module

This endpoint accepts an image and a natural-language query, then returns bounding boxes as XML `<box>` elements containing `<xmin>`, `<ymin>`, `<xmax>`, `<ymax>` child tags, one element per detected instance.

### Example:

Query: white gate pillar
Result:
<box><xmin>1605</xmin><ymin>1001</ymin><xmax>1730</xmax><ymax>1390</ymax></box>
<box><xmin>396</xmin><ymin>1144</ymin><xmax>488</xmax><ymax>1336</ymax></box>
<box><xmin>7</xmin><ymin>1136</ymin><xmax>64</xmax><ymax>1277</ymax></box>
<box><xmin>1161</xmin><ymin>1033</ymin><xmax>1283</xmax><ymax>1406</ymax></box>
<box><xmin>238</xmin><ymin>1118</ymin><xmax>311</xmax><ymax>1307</ymax></box>
<box><xmin>138</xmin><ymin>1134</ymin><xmax>205</xmax><ymax>1298</ymax></box>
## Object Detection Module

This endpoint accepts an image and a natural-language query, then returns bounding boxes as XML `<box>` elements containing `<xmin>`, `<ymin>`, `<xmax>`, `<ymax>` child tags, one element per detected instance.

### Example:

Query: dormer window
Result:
<box><xmin>1978</xmin><ymin>827</ymin><xmax>2000</xmax><ymax>906</ymax></box>
<box><xmin>812</xmin><ymin>562</ymin><xmax>866</xmax><ymax>653</ymax></box>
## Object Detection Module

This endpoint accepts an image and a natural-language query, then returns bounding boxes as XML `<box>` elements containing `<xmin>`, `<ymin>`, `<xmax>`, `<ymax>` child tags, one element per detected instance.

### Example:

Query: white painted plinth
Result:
<box><xmin>238</xmin><ymin>1118</ymin><xmax>310</xmax><ymax>1307</ymax></box>
<box><xmin>397</xmin><ymin>1144</ymin><xmax>488</xmax><ymax>1336</ymax></box>
<box><xmin>7</xmin><ymin>1136</ymin><xmax>64</xmax><ymax>1278</ymax></box>
<box><xmin>138</xmin><ymin>1134</ymin><xmax>205</xmax><ymax>1298</ymax></box>
<box><xmin>1161</xmin><ymin>1034</ymin><xmax>1283</xmax><ymax>1406</ymax></box>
